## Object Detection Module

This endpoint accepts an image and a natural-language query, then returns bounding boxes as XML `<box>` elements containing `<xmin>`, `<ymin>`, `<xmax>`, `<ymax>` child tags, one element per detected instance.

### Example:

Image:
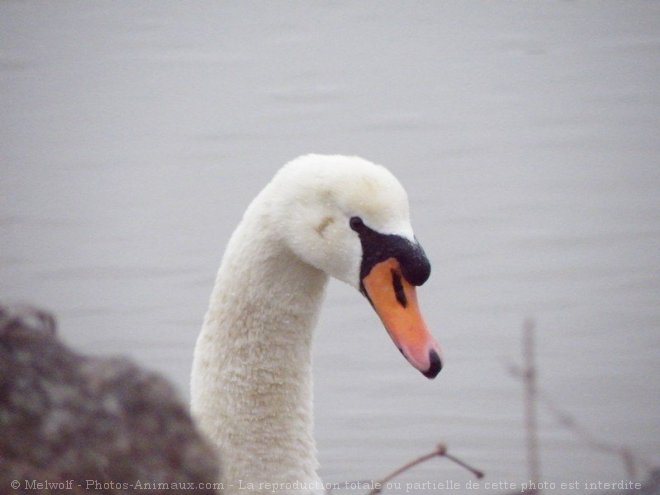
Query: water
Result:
<box><xmin>2</xmin><ymin>2</ymin><xmax>659</xmax><ymax>492</ymax></box>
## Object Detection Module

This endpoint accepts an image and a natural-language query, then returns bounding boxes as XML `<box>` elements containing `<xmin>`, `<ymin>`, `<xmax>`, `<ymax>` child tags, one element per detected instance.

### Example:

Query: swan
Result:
<box><xmin>190</xmin><ymin>154</ymin><xmax>441</xmax><ymax>494</ymax></box>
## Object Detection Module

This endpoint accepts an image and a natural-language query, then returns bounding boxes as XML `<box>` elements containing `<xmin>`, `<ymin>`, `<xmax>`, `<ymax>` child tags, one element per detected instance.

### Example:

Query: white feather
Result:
<box><xmin>190</xmin><ymin>155</ymin><xmax>416</xmax><ymax>494</ymax></box>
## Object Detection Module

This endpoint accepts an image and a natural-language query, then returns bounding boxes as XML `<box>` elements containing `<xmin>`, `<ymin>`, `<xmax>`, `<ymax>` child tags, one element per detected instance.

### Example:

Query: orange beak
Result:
<box><xmin>362</xmin><ymin>257</ymin><xmax>442</xmax><ymax>378</ymax></box>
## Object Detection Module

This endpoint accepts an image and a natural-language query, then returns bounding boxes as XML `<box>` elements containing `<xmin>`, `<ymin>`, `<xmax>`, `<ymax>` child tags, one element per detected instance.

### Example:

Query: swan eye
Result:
<box><xmin>349</xmin><ymin>216</ymin><xmax>364</xmax><ymax>231</ymax></box>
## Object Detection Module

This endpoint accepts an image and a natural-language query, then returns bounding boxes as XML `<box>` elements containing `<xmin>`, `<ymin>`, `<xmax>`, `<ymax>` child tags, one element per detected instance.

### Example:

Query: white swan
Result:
<box><xmin>191</xmin><ymin>154</ymin><xmax>441</xmax><ymax>494</ymax></box>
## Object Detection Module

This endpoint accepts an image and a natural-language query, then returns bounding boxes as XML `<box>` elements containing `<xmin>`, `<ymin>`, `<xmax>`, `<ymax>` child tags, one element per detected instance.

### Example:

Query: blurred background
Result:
<box><xmin>1</xmin><ymin>2</ymin><xmax>658</xmax><ymax>493</ymax></box>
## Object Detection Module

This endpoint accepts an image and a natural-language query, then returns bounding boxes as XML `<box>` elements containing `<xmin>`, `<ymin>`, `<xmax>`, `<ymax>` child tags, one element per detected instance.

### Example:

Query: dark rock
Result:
<box><xmin>0</xmin><ymin>306</ymin><xmax>221</xmax><ymax>494</ymax></box>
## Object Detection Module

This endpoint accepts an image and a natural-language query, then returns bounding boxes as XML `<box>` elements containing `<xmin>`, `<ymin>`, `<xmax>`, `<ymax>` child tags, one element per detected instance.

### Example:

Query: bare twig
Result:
<box><xmin>505</xmin><ymin>319</ymin><xmax>656</xmax><ymax>481</ymax></box>
<box><xmin>522</xmin><ymin>318</ymin><xmax>541</xmax><ymax>486</ymax></box>
<box><xmin>443</xmin><ymin>450</ymin><xmax>485</xmax><ymax>479</ymax></box>
<box><xmin>366</xmin><ymin>443</ymin><xmax>484</xmax><ymax>495</ymax></box>
<box><xmin>537</xmin><ymin>391</ymin><xmax>655</xmax><ymax>478</ymax></box>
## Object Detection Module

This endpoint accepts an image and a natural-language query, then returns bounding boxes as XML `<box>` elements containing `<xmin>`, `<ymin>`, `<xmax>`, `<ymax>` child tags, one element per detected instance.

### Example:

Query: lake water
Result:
<box><xmin>1</xmin><ymin>2</ymin><xmax>659</xmax><ymax>493</ymax></box>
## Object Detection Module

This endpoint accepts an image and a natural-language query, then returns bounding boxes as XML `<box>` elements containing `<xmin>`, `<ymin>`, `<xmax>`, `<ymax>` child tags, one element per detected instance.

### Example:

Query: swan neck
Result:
<box><xmin>191</xmin><ymin>218</ymin><xmax>327</xmax><ymax>494</ymax></box>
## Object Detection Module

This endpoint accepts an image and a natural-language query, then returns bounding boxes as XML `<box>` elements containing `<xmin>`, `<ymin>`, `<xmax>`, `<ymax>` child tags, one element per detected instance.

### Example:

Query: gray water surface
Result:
<box><xmin>2</xmin><ymin>2</ymin><xmax>659</xmax><ymax>492</ymax></box>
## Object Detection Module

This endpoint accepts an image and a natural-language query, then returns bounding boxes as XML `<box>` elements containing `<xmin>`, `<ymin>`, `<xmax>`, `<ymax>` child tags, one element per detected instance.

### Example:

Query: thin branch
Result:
<box><xmin>505</xmin><ymin>320</ymin><xmax>656</xmax><ymax>480</ymax></box>
<box><xmin>537</xmin><ymin>391</ymin><xmax>655</xmax><ymax>477</ymax></box>
<box><xmin>444</xmin><ymin>450</ymin><xmax>485</xmax><ymax>479</ymax></box>
<box><xmin>367</xmin><ymin>443</ymin><xmax>484</xmax><ymax>495</ymax></box>
<box><xmin>522</xmin><ymin>318</ymin><xmax>541</xmax><ymax>485</ymax></box>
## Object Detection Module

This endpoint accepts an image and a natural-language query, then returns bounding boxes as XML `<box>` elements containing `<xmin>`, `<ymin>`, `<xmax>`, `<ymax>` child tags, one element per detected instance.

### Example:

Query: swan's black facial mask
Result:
<box><xmin>350</xmin><ymin>216</ymin><xmax>441</xmax><ymax>379</ymax></box>
<box><xmin>349</xmin><ymin>216</ymin><xmax>431</xmax><ymax>295</ymax></box>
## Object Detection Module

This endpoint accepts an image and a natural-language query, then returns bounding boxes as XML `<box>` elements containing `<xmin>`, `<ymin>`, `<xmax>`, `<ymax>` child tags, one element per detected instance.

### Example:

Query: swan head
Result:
<box><xmin>268</xmin><ymin>154</ymin><xmax>442</xmax><ymax>379</ymax></box>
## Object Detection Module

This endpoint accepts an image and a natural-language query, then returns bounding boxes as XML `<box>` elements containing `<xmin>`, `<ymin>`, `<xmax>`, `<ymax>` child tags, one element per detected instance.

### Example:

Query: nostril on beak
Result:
<box><xmin>422</xmin><ymin>349</ymin><xmax>442</xmax><ymax>379</ymax></box>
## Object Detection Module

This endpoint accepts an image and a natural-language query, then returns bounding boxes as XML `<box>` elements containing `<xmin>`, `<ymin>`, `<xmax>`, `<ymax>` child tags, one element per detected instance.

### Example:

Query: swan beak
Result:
<box><xmin>362</xmin><ymin>257</ymin><xmax>442</xmax><ymax>379</ymax></box>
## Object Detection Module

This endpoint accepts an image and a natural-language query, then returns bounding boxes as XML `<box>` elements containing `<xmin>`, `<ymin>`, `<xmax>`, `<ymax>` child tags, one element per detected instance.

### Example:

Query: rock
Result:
<box><xmin>0</xmin><ymin>306</ymin><xmax>221</xmax><ymax>494</ymax></box>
